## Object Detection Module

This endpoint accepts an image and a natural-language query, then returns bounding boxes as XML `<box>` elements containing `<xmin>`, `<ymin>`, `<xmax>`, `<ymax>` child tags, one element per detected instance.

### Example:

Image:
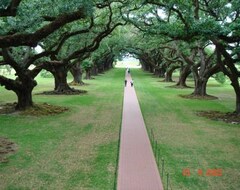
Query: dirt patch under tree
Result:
<box><xmin>197</xmin><ymin>111</ymin><xmax>240</xmax><ymax>125</ymax></box>
<box><xmin>0</xmin><ymin>103</ymin><xmax>69</xmax><ymax>116</ymax></box>
<box><xmin>179</xmin><ymin>94</ymin><xmax>218</xmax><ymax>100</ymax></box>
<box><xmin>0</xmin><ymin>137</ymin><xmax>17</xmax><ymax>163</ymax></box>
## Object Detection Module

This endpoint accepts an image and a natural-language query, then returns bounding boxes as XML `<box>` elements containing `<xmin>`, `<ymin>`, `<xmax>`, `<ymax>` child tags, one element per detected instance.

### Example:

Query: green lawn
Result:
<box><xmin>1</xmin><ymin>68</ymin><xmax>239</xmax><ymax>190</ymax></box>
<box><xmin>0</xmin><ymin>69</ymin><xmax>124</xmax><ymax>190</ymax></box>
<box><xmin>132</xmin><ymin>69</ymin><xmax>240</xmax><ymax>190</ymax></box>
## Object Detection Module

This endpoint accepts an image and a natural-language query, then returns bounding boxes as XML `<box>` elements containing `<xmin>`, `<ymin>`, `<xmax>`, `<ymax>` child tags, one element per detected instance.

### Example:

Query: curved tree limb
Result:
<box><xmin>0</xmin><ymin>8</ymin><xmax>87</xmax><ymax>48</ymax></box>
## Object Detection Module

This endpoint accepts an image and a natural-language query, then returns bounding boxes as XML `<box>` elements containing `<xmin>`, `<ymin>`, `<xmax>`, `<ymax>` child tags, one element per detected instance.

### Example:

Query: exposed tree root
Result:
<box><xmin>68</xmin><ymin>81</ymin><xmax>85</xmax><ymax>86</ymax></box>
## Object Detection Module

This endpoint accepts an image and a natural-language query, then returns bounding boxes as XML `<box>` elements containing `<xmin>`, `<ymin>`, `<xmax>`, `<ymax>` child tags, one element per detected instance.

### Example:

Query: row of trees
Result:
<box><xmin>117</xmin><ymin>0</ymin><xmax>240</xmax><ymax>114</ymax></box>
<box><xmin>0</xmin><ymin>0</ymin><xmax>239</xmax><ymax>114</ymax></box>
<box><xmin>0</xmin><ymin>0</ymin><xmax>126</xmax><ymax>110</ymax></box>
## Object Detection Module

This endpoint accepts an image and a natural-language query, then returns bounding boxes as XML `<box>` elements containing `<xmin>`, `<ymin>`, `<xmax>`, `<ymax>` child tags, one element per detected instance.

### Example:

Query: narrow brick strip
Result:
<box><xmin>117</xmin><ymin>73</ymin><xmax>163</xmax><ymax>190</ymax></box>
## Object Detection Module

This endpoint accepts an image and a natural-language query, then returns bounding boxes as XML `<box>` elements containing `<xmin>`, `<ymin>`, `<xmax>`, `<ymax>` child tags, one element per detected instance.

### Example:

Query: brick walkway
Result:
<box><xmin>117</xmin><ymin>73</ymin><xmax>163</xmax><ymax>190</ymax></box>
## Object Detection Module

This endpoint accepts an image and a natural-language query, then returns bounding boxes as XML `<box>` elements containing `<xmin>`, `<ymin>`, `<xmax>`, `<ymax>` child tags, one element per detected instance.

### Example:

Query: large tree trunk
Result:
<box><xmin>15</xmin><ymin>88</ymin><xmax>33</xmax><ymax>110</ymax></box>
<box><xmin>192</xmin><ymin>78</ymin><xmax>208</xmax><ymax>96</ymax></box>
<box><xmin>236</xmin><ymin>94</ymin><xmax>240</xmax><ymax>114</ymax></box>
<box><xmin>164</xmin><ymin>67</ymin><xmax>179</xmax><ymax>82</ymax></box>
<box><xmin>43</xmin><ymin>64</ymin><xmax>84</xmax><ymax>94</ymax></box>
<box><xmin>140</xmin><ymin>60</ymin><xmax>147</xmax><ymax>71</ymax></box>
<box><xmin>191</xmin><ymin>64</ymin><xmax>208</xmax><ymax>96</ymax></box>
<box><xmin>164</xmin><ymin>71</ymin><xmax>173</xmax><ymax>82</ymax></box>
<box><xmin>70</xmin><ymin>64</ymin><xmax>84</xmax><ymax>85</ymax></box>
<box><xmin>104</xmin><ymin>55</ymin><xmax>114</xmax><ymax>70</ymax></box>
<box><xmin>14</xmin><ymin>78</ymin><xmax>37</xmax><ymax>110</ymax></box>
<box><xmin>231</xmin><ymin>79</ymin><xmax>240</xmax><ymax>114</ymax></box>
<box><xmin>176</xmin><ymin>65</ymin><xmax>191</xmax><ymax>87</ymax></box>
<box><xmin>85</xmin><ymin>68</ymin><xmax>91</xmax><ymax>80</ymax></box>
<box><xmin>153</xmin><ymin>68</ymin><xmax>161</xmax><ymax>77</ymax></box>
<box><xmin>1</xmin><ymin>77</ymin><xmax>36</xmax><ymax>110</ymax></box>
<box><xmin>49</xmin><ymin>65</ymin><xmax>78</xmax><ymax>93</ymax></box>
<box><xmin>214</xmin><ymin>40</ymin><xmax>240</xmax><ymax>114</ymax></box>
<box><xmin>161</xmin><ymin>70</ymin><xmax>166</xmax><ymax>78</ymax></box>
<box><xmin>91</xmin><ymin>65</ymin><xmax>98</xmax><ymax>76</ymax></box>
<box><xmin>54</xmin><ymin>70</ymin><xmax>72</xmax><ymax>92</ymax></box>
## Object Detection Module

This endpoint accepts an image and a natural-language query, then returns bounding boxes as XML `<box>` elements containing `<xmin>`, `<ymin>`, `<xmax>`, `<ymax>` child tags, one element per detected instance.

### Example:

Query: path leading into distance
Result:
<box><xmin>117</xmin><ymin>72</ymin><xmax>164</xmax><ymax>190</ymax></box>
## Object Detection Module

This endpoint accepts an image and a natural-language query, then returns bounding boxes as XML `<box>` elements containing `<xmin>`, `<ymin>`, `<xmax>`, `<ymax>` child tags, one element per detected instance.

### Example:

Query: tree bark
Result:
<box><xmin>14</xmin><ymin>77</ymin><xmax>37</xmax><ymax>110</ymax></box>
<box><xmin>85</xmin><ymin>68</ymin><xmax>91</xmax><ymax>80</ymax></box>
<box><xmin>231</xmin><ymin>79</ymin><xmax>240</xmax><ymax>114</ymax></box>
<box><xmin>214</xmin><ymin>40</ymin><xmax>240</xmax><ymax>114</ymax></box>
<box><xmin>140</xmin><ymin>60</ymin><xmax>147</xmax><ymax>71</ymax></box>
<box><xmin>176</xmin><ymin>65</ymin><xmax>191</xmax><ymax>87</ymax></box>
<box><xmin>164</xmin><ymin>66</ymin><xmax>179</xmax><ymax>82</ymax></box>
<box><xmin>15</xmin><ymin>87</ymin><xmax>33</xmax><ymax>110</ymax></box>
<box><xmin>91</xmin><ymin>65</ymin><xmax>98</xmax><ymax>76</ymax></box>
<box><xmin>45</xmin><ymin>64</ymin><xmax>77</xmax><ymax>93</ymax></box>
<box><xmin>149</xmin><ymin>65</ymin><xmax>154</xmax><ymax>73</ymax></box>
<box><xmin>70</xmin><ymin>64</ymin><xmax>84</xmax><ymax>85</ymax></box>
<box><xmin>192</xmin><ymin>77</ymin><xmax>208</xmax><ymax>96</ymax></box>
<box><xmin>236</xmin><ymin>94</ymin><xmax>240</xmax><ymax>114</ymax></box>
<box><xmin>153</xmin><ymin>68</ymin><xmax>161</xmax><ymax>77</ymax></box>
<box><xmin>54</xmin><ymin>68</ymin><xmax>72</xmax><ymax>92</ymax></box>
<box><xmin>164</xmin><ymin>71</ymin><xmax>173</xmax><ymax>82</ymax></box>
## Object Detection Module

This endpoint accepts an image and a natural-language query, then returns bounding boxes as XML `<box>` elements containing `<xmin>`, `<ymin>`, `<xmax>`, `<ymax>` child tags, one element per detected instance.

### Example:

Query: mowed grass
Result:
<box><xmin>0</xmin><ymin>69</ymin><xmax>124</xmax><ymax>190</ymax></box>
<box><xmin>131</xmin><ymin>69</ymin><xmax>240</xmax><ymax>190</ymax></box>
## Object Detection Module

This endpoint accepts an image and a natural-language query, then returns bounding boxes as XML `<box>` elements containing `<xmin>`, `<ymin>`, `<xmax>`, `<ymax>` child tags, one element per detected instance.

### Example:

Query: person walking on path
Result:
<box><xmin>124</xmin><ymin>79</ymin><xmax>127</xmax><ymax>87</ymax></box>
<box><xmin>130</xmin><ymin>79</ymin><xmax>134</xmax><ymax>87</ymax></box>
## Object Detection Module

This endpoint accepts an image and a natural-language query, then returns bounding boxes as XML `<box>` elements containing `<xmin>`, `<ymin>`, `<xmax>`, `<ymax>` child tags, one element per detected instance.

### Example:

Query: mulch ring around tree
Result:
<box><xmin>179</xmin><ymin>94</ymin><xmax>218</xmax><ymax>100</ymax></box>
<box><xmin>197</xmin><ymin>111</ymin><xmax>240</xmax><ymax>125</ymax></box>
<box><xmin>0</xmin><ymin>103</ymin><xmax>69</xmax><ymax>116</ymax></box>
<box><xmin>37</xmin><ymin>89</ymin><xmax>87</xmax><ymax>95</ymax></box>
<box><xmin>0</xmin><ymin>137</ymin><xmax>17</xmax><ymax>163</ymax></box>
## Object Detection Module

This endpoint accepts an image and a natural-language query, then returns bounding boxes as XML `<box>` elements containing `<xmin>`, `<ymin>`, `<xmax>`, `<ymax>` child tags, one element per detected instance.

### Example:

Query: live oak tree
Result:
<box><xmin>0</xmin><ymin>0</ymin><xmax>91</xmax><ymax>47</ymax></box>
<box><xmin>0</xmin><ymin>0</ymin><xmax>93</xmax><ymax>109</ymax></box>
<box><xmin>39</xmin><ymin>2</ymin><xmax>126</xmax><ymax>93</ymax></box>
<box><xmin>123</xmin><ymin>0</ymin><xmax>240</xmax><ymax>113</ymax></box>
<box><xmin>0</xmin><ymin>0</ymin><xmax>125</xmax><ymax>108</ymax></box>
<box><xmin>173</xmin><ymin>40</ymin><xmax>220</xmax><ymax>96</ymax></box>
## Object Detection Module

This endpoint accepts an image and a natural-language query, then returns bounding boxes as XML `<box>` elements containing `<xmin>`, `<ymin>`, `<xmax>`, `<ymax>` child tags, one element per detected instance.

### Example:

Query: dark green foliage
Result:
<box><xmin>214</xmin><ymin>72</ymin><xmax>227</xmax><ymax>84</ymax></box>
<box><xmin>81</xmin><ymin>60</ymin><xmax>93</xmax><ymax>70</ymax></box>
<box><xmin>0</xmin><ymin>0</ymin><xmax>11</xmax><ymax>9</ymax></box>
<box><xmin>40</xmin><ymin>70</ymin><xmax>53</xmax><ymax>78</ymax></box>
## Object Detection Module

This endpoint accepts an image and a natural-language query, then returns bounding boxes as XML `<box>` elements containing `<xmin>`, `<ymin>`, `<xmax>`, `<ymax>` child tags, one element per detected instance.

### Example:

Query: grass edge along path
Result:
<box><xmin>132</xmin><ymin>68</ymin><xmax>240</xmax><ymax>190</ymax></box>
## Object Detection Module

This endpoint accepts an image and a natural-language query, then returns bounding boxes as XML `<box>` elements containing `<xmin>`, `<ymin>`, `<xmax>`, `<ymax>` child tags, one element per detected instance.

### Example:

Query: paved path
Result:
<box><xmin>117</xmin><ymin>72</ymin><xmax>163</xmax><ymax>190</ymax></box>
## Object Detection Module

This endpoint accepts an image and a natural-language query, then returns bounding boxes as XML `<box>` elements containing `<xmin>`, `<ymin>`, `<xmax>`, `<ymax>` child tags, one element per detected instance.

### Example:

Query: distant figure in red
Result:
<box><xmin>124</xmin><ymin>79</ymin><xmax>127</xmax><ymax>87</ymax></box>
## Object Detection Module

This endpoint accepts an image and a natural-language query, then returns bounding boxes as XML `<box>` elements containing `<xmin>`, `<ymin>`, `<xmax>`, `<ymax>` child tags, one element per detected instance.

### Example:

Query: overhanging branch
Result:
<box><xmin>0</xmin><ymin>8</ymin><xmax>88</xmax><ymax>48</ymax></box>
